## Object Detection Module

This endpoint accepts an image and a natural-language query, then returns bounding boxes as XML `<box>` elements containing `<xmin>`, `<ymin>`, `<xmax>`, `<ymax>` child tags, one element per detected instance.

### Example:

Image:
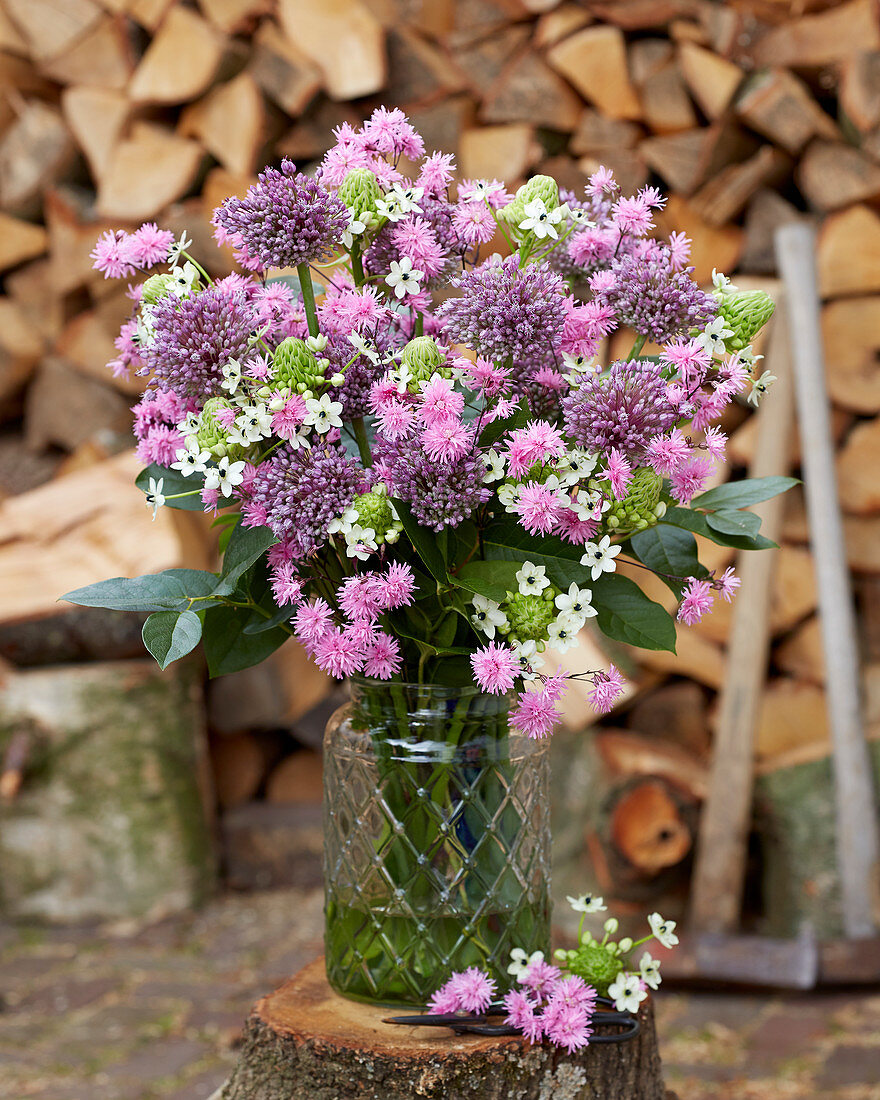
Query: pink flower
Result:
<box><xmin>510</xmin><ymin>682</ymin><xmax>563</xmax><ymax>740</ymax></box>
<box><xmin>393</xmin><ymin>217</ymin><xmax>446</xmax><ymax>277</ymax></box>
<box><xmin>670</xmin><ymin>455</ymin><xmax>714</xmax><ymax>504</ymax></box>
<box><xmin>376</xmin><ymin>562</ymin><xmax>416</xmax><ymax>609</ymax></box>
<box><xmin>661</xmin><ymin>337</ymin><xmax>711</xmax><ymax>386</ymax></box>
<box><xmin>460</xmin><ymin>356</ymin><xmax>511</xmax><ymax>396</ymax></box>
<box><xmin>589</xmin><ymin>665</ymin><xmax>625</xmax><ymax>714</ymax></box>
<box><xmin>702</xmin><ymin>425</ymin><xmax>727</xmax><ymax>461</ymax></box>
<box><xmin>314</xmin><ymin>626</ymin><xmax>364</xmax><ymax>677</ymax></box>
<box><xmin>91</xmin><ymin>230</ymin><xmax>135</xmax><ymax>279</ymax></box>
<box><xmin>717</xmin><ymin>565</ymin><xmax>741</xmax><ymax>602</ymax></box>
<box><xmin>362</xmin><ymin>632</ymin><xmax>402</xmax><ymax>679</ymax></box>
<box><xmin>338</xmin><ymin>575</ymin><xmax>382</xmax><ymax>622</ymax></box>
<box><xmin>504</xmin><ymin>989</ymin><xmax>543</xmax><ymax>1043</ymax></box>
<box><xmin>506</xmin><ymin>421</ymin><xmax>565</xmax><ymax>477</ymax></box>
<box><xmin>667</xmin><ymin>230</ymin><xmax>691</xmax><ymax>270</ymax></box>
<box><xmin>417</xmin><ymin>151</ymin><xmax>456</xmax><ymax>196</ymax></box>
<box><xmin>427</xmin><ymin>982</ymin><xmax>462</xmax><ymax>1015</ymax></box>
<box><xmin>587</xmin><ymin>166</ymin><xmax>617</xmax><ymax>196</ymax></box>
<box><xmin>448</xmin><ymin>967</ymin><xmax>496</xmax><ymax>1014</ymax></box>
<box><xmin>552</xmin><ymin>975</ymin><xmax>596</xmax><ymax>1011</ymax></box>
<box><xmin>457</xmin><ymin>178</ymin><xmax>511</xmax><ymax>208</ymax></box>
<box><xmin>542</xmin><ymin>1000</ymin><xmax>592</xmax><ymax>1053</ymax></box>
<box><xmin>612</xmin><ymin>194</ymin><xmax>654</xmax><ymax>236</ymax></box>
<box><xmin>453</xmin><ymin>201</ymin><xmax>496</xmax><ymax>247</ymax></box>
<box><xmin>377</xmin><ymin>401</ymin><xmax>416</xmax><ymax>440</ymax></box>
<box><xmin>294</xmin><ymin>598</ymin><xmax>334</xmax><ymax>644</ymax></box>
<box><xmin>270</xmin><ymin>561</ymin><xmax>303</xmax><ymax>606</ymax></box>
<box><xmin>512</xmin><ymin>482</ymin><xmax>562</xmax><ymax>536</ymax></box>
<box><xmin>606</xmin><ymin>449</ymin><xmax>633</xmax><ymax>501</ymax></box>
<box><xmin>418</xmin><ymin>375</ymin><xmax>464</xmax><ymax>427</ymax></box>
<box><xmin>639</xmin><ymin>185</ymin><xmax>666</xmax><ymax>210</ymax></box>
<box><xmin>557</xmin><ymin>507</ymin><xmax>600</xmax><ymax>546</ymax></box>
<box><xmin>677</xmin><ymin>578</ymin><xmax>715</xmax><ymax>625</ymax></box>
<box><xmin>646</xmin><ymin>428</ymin><xmax>691</xmax><ymax>476</ymax></box>
<box><xmin>471</xmin><ymin>643</ymin><xmax>519</xmax><ymax>695</ymax></box>
<box><xmin>271</xmin><ymin>394</ymin><xmax>308</xmax><ymax>440</ymax></box>
<box><xmin>128</xmin><ymin>222</ymin><xmax>174</xmax><ymax>268</ymax></box>
<box><xmin>569</xmin><ymin>226</ymin><xmax>617</xmax><ymax>268</ymax></box>
<box><xmin>421</xmin><ymin>421</ymin><xmax>473</xmax><ymax>464</ymax></box>
<box><xmin>362</xmin><ymin>106</ymin><xmax>425</xmax><ymax>160</ymax></box>
<box><xmin>520</xmin><ymin>959</ymin><xmax>562</xmax><ymax>1000</ymax></box>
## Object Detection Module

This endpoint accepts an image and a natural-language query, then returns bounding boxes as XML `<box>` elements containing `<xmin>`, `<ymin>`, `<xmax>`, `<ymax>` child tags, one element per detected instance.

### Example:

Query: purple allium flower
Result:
<box><xmin>246</xmin><ymin>444</ymin><xmax>365</xmax><ymax>556</ymax></box>
<box><xmin>563</xmin><ymin>359</ymin><xmax>679</xmax><ymax>461</ymax></box>
<box><xmin>375</xmin><ymin>436</ymin><xmax>489</xmax><ymax>532</ymax></box>
<box><xmin>144</xmin><ymin>285</ymin><xmax>258</xmax><ymax>402</ymax></box>
<box><xmin>214</xmin><ymin>159</ymin><xmax>348</xmax><ymax>271</ymax></box>
<box><xmin>437</xmin><ymin>257</ymin><xmax>566</xmax><ymax>363</ymax></box>
<box><xmin>593</xmin><ymin>245</ymin><xmax>717</xmax><ymax>344</ymax></box>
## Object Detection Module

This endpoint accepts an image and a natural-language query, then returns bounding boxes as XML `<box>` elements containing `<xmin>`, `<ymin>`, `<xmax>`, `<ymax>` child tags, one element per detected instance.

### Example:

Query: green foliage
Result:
<box><xmin>142</xmin><ymin>610</ymin><xmax>202</xmax><ymax>669</ymax></box>
<box><xmin>135</xmin><ymin>465</ymin><xmax>205</xmax><ymax>511</ymax></box>
<box><xmin>629</xmin><ymin>525</ymin><xmax>707</xmax><ymax>597</ymax></box>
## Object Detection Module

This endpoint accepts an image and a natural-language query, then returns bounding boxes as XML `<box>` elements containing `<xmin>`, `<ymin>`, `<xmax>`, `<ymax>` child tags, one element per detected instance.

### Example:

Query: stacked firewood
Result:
<box><xmin>1</xmin><ymin>0</ymin><xmax>879</xmax><ymax>923</ymax></box>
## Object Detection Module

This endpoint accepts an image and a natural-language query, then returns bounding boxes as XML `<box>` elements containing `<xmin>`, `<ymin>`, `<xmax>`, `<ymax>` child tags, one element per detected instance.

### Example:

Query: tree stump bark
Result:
<box><xmin>221</xmin><ymin>958</ymin><xmax>666</xmax><ymax>1100</ymax></box>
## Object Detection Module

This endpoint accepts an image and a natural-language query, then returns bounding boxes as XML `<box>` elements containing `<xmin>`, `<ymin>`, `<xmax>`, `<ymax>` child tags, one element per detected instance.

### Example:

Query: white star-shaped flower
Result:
<box><xmin>170</xmin><ymin>261</ymin><xmax>199</xmax><ymax>298</ymax></box>
<box><xmin>389</xmin><ymin>182</ymin><xmax>424</xmax><ymax>215</ymax></box>
<box><xmin>555</xmin><ymin>582</ymin><xmax>597</xmax><ymax>623</ymax></box>
<box><xmin>342</xmin><ymin>210</ymin><xmax>367</xmax><ymax>249</ymax></box>
<box><xmin>518</xmin><ymin>198</ymin><xmax>565</xmax><ymax>240</ymax></box>
<box><xmin>166</xmin><ymin>231</ymin><xmax>192</xmax><ymax>265</ymax></box>
<box><xmin>748</xmin><ymin>369</ymin><xmax>777</xmax><ymax>407</ymax></box>
<box><xmin>511</xmin><ymin>638</ymin><xmax>544</xmax><ymax>679</ymax></box>
<box><xmin>507</xmin><ymin>948</ymin><xmax>545</xmax><ymax>980</ymax></box>
<box><xmin>305</xmin><ymin>393</ymin><xmax>344</xmax><ymax>434</ymax></box>
<box><xmin>639</xmin><ymin>952</ymin><xmax>662</xmax><ymax>991</ymax></box>
<box><xmin>350</xmin><ymin>331</ymin><xmax>381</xmax><ymax>365</ymax></box>
<box><xmin>711</xmin><ymin>268</ymin><xmax>738</xmax><ymax>294</ymax></box>
<box><xmin>608</xmin><ymin>973</ymin><xmax>647</xmax><ymax>1015</ymax></box>
<box><xmin>580</xmin><ymin>535</ymin><xmax>621</xmax><ymax>581</ymax></box>
<box><xmin>566</xmin><ymin>892</ymin><xmax>607</xmax><ymax>914</ymax></box>
<box><xmin>695</xmin><ymin>315</ymin><xmax>735</xmax><ymax>357</ymax></box>
<box><xmin>547</xmin><ymin>614</ymin><xmax>580</xmax><ymax>653</ymax></box>
<box><xmin>470</xmin><ymin>594</ymin><xmax>509</xmax><ymax>639</ymax></box>
<box><xmin>515</xmin><ymin>561</ymin><xmax>550</xmax><ymax>596</ymax></box>
<box><xmin>385</xmin><ymin>256</ymin><xmax>424</xmax><ymax>299</ymax></box>
<box><xmin>345</xmin><ymin>524</ymin><xmax>377</xmax><ymax>560</ymax></box>
<box><xmin>648</xmin><ymin>912</ymin><xmax>679</xmax><ymax>949</ymax></box>
<box><xmin>144</xmin><ymin>476</ymin><xmax>164</xmax><ymax>520</ymax></box>
<box><xmin>204</xmin><ymin>456</ymin><xmax>246</xmax><ymax>498</ymax></box>
<box><xmin>481</xmin><ymin>449</ymin><xmax>506</xmax><ymax>483</ymax></box>
<box><xmin>171</xmin><ymin>444</ymin><xmax>212</xmax><ymax>477</ymax></box>
<box><xmin>234</xmin><ymin>403</ymin><xmax>273</xmax><ymax>443</ymax></box>
<box><xmin>220</xmin><ymin>358</ymin><xmax>242</xmax><ymax>395</ymax></box>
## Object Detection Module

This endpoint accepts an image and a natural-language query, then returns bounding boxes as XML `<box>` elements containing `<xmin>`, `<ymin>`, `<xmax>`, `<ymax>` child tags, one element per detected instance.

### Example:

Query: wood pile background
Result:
<box><xmin>1</xmin><ymin>0</ymin><xmax>879</xmax><ymax>931</ymax></box>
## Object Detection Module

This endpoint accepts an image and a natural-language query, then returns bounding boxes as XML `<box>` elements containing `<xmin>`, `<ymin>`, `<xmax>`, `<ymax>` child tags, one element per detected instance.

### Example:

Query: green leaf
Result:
<box><xmin>591</xmin><ymin>573</ymin><xmax>677</xmax><ymax>652</ymax></box>
<box><xmin>706</xmin><ymin>509</ymin><xmax>763</xmax><ymax>538</ymax></box>
<box><xmin>392</xmin><ymin>499</ymin><xmax>448</xmax><ymax>584</ymax></box>
<box><xmin>628</xmin><ymin>526</ymin><xmax>707</xmax><ymax>596</ymax></box>
<box><xmin>142</xmin><ymin>610</ymin><xmax>202</xmax><ymax>669</ymax></box>
<box><xmin>664</xmin><ymin>507</ymin><xmax>777</xmax><ymax>551</ymax></box>
<box><xmin>477</xmin><ymin>398</ymin><xmax>531</xmax><ymax>449</ymax></box>
<box><xmin>135</xmin><ymin>464</ymin><xmax>205</xmax><ymax>511</ymax></box>
<box><xmin>243</xmin><ymin>602</ymin><xmax>296</xmax><ymax>634</ymax></box>
<box><xmin>202</xmin><ymin>605</ymin><xmax>289</xmax><ymax>676</ymax></box>
<box><xmin>214</xmin><ymin>523</ymin><xmax>278</xmax><ymax>596</ymax></box>
<box><xmin>450</xmin><ymin>560</ymin><xmax>522</xmax><ymax>604</ymax></box>
<box><xmin>693</xmin><ymin>476</ymin><xmax>798</xmax><ymax>511</ymax></box>
<box><xmin>482</xmin><ymin>521</ymin><xmax>591</xmax><ymax>589</ymax></box>
<box><xmin>62</xmin><ymin>572</ymin><xmax>212</xmax><ymax>616</ymax></box>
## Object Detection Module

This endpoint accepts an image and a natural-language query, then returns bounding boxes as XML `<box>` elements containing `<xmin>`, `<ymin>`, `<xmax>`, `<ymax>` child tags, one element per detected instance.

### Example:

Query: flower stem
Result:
<box><xmin>352</xmin><ymin>416</ymin><xmax>372</xmax><ymax>466</ymax></box>
<box><xmin>628</xmin><ymin>333</ymin><xmax>647</xmax><ymax>358</ymax></box>
<box><xmin>297</xmin><ymin>262</ymin><xmax>319</xmax><ymax>338</ymax></box>
<box><xmin>350</xmin><ymin>240</ymin><xmax>365</xmax><ymax>287</ymax></box>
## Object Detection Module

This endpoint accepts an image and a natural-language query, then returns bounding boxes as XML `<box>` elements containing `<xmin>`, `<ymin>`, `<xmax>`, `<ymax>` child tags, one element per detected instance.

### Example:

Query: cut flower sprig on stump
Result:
<box><xmin>65</xmin><ymin>105</ymin><xmax>795</xmax><ymax>735</ymax></box>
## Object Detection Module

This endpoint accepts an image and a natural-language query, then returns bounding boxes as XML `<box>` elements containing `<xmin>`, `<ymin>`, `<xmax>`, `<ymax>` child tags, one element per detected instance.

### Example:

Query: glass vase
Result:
<box><xmin>322</xmin><ymin>677</ymin><xmax>551</xmax><ymax>1007</ymax></box>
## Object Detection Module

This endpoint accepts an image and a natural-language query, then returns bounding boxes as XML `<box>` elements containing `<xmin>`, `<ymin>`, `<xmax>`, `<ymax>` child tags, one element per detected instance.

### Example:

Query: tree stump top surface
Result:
<box><xmin>256</xmin><ymin>957</ymin><xmax>521</xmax><ymax>1060</ymax></box>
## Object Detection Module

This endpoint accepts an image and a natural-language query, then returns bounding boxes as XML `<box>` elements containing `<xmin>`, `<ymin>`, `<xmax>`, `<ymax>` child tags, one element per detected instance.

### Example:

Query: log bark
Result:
<box><xmin>221</xmin><ymin>958</ymin><xmax>666</xmax><ymax>1100</ymax></box>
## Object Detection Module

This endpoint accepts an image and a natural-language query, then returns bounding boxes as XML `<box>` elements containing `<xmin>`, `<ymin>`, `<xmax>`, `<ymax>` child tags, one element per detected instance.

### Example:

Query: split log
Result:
<box><xmin>754</xmin><ymin>679</ymin><xmax>829</xmax><ymax>760</ymax></box>
<box><xmin>61</xmin><ymin>86</ymin><xmax>130</xmax><ymax>181</ymax></box>
<box><xmin>0</xmin><ymin>659</ymin><xmax>215</xmax><ymax>922</ymax></box>
<box><xmin>221</xmin><ymin>801</ymin><xmax>323</xmax><ymax>891</ymax></box>
<box><xmin>821</xmin><ymin>297</ymin><xmax>880</xmax><ymax>413</ymax></box>
<box><xmin>482</xmin><ymin>51</ymin><xmax>583</xmax><ymax>131</ymax></box>
<box><xmin>0</xmin><ymin>100</ymin><xmax>75</xmax><ymax>216</ymax></box>
<box><xmin>277</xmin><ymin>0</ymin><xmax>386</xmax><ymax>101</ymax></box>
<box><xmin>678</xmin><ymin>42</ymin><xmax>742</xmax><ymax>121</ymax></box>
<box><xmin>751</xmin><ymin>0</ymin><xmax>880</xmax><ymax>68</ymax></box>
<box><xmin>246</xmin><ymin>19</ymin><xmax>322</xmax><ymax>117</ymax></box>
<box><xmin>755</xmin><ymin>741</ymin><xmax>880</xmax><ymax>939</ymax></box>
<box><xmin>96</xmin><ymin>122</ymin><xmax>204</xmax><ymax>221</ymax></box>
<box><xmin>546</xmin><ymin>25</ymin><xmax>642</xmax><ymax>120</ymax></box>
<box><xmin>383</xmin><ymin>26</ymin><xmax>467</xmax><ymax>110</ymax></box>
<box><xmin>627</xmin><ymin>681</ymin><xmax>711</xmax><ymax>757</ymax></box>
<box><xmin>266</xmin><ymin>749</ymin><xmax>323</xmax><ymax>805</ymax></box>
<box><xmin>198</xmin><ymin>0</ymin><xmax>272</xmax><ymax>35</ymax></box>
<box><xmin>533</xmin><ymin>5</ymin><xmax>592</xmax><ymax>49</ymax></box>
<box><xmin>776</xmin><ymin>616</ymin><xmax>825</xmax><ymax>686</ymax></box>
<box><xmin>653</xmin><ymin>194</ymin><xmax>743</xmax><ymax>283</ymax></box>
<box><xmin>797</xmin><ymin>142</ymin><xmax>880</xmax><ymax>212</ymax></box>
<box><xmin>690</xmin><ymin>145</ymin><xmax>787</xmax><ymax>227</ymax></box>
<box><xmin>179</xmin><ymin>72</ymin><xmax>265</xmax><ymax>176</ymax></box>
<box><xmin>840</xmin><ymin>51</ymin><xmax>880</xmax><ymax>133</ymax></box>
<box><xmin>454</xmin><ymin>25</ymin><xmax>532</xmax><ymax>98</ymax></box>
<box><xmin>38</xmin><ymin>15</ymin><xmax>136</xmax><ymax>90</ymax></box>
<box><xmin>24</xmin><ymin>359</ymin><xmax>132</xmax><ymax>451</ymax></box>
<box><xmin>739</xmin><ymin>189</ymin><xmax>804</xmax><ymax>275</ymax></box>
<box><xmin>459</xmin><ymin>124</ymin><xmax>540</xmax><ymax>184</ymax></box>
<box><xmin>735</xmin><ymin>68</ymin><xmax>838</xmax><ymax>155</ymax></box>
<box><xmin>632</xmin><ymin>626</ymin><xmax>724</xmax><ymax>690</ymax></box>
<box><xmin>817</xmin><ymin>206</ymin><xmax>880</xmax><ymax>299</ymax></box>
<box><xmin>221</xmin><ymin>958</ymin><xmax>666</xmax><ymax>1100</ymax></box>
<box><xmin>128</xmin><ymin>6</ymin><xmax>224</xmax><ymax>105</ymax></box>
<box><xmin>637</xmin><ymin>60</ymin><xmax>697</xmax><ymax>135</ymax></box>
<box><xmin>837</xmin><ymin>417</ymin><xmax>880</xmax><ymax>514</ymax></box>
<box><xmin>570</xmin><ymin>111</ymin><xmax>641</xmax><ymax>158</ymax></box>
<box><xmin>0</xmin><ymin>212</ymin><xmax>47</xmax><ymax>272</ymax></box>
<box><xmin>2</xmin><ymin>0</ymin><xmax>102</xmax><ymax>62</ymax></box>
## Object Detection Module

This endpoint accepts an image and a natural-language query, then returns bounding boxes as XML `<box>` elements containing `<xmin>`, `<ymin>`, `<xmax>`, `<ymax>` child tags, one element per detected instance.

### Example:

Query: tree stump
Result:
<box><xmin>221</xmin><ymin>958</ymin><xmax>666</xmax><ymax>1100</ymax></box>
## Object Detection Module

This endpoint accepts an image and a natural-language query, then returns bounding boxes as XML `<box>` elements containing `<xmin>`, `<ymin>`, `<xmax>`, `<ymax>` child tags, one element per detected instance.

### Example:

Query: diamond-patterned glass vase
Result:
<box><xmin>323</xmin><ymin>678</ymin><xmax>551</xmax><ymax>1006</ymax></box>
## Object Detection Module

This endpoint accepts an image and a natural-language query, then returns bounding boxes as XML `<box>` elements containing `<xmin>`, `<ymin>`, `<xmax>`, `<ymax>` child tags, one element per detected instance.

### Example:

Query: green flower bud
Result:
<box><xmin>141</xmin><ymin>273</ymin><xmax>176</xmax><ymax>305</ymax></box>
<box><xmin>272</xmin><ymin>337</ymin><xmax>326</xmax><ymax>392</ymax></box>
<box><xmin>338</xmin><ymin>167</ymin><xmax>382</xmax><ymax>221</ymax></box>
<box><xmin>716</xmin><ymin>289</ymin><xmax>776</xmax><ymax>351</ymax></box>
<box><xmin>502</xmin><ymin>590</ymin><xmax>559</xmax><ymax>644</ymax></box>
<box><xmin>605</xmin><ymin>468</ymin><xmax>666</xmax><ymax>535</ymax></box>
<box><xmin>565</xmin><ymin>941</ymin><xmax>626</xmax><ymax>996</ymax></box>
<box><xmin>400</xmin><ymin>335</ymin><xmax>448</xmax><ymax>384</ymax></box>
<box><xmin>520</xmin><ymin>174</ymin><xmax>560</xmax><ymax>211</ymax></box>
<box><xmin>353</xmin><ymin>485</ymin><xmax>395</xmax><ymax>540</ymax></box>
<box><xmin>194</xmin><ymin>397</ymin><xmax>238</xmax><ymax>459</ymax></box>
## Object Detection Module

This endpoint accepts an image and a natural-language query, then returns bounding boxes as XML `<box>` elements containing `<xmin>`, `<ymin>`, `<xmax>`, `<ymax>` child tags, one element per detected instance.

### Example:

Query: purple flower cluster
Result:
<box><xmin>144</xmin><ymin>285</ymin><xmax>258</xmax><ymax>402</ymax></box>
<box><xmin>437</xmin><ymin>257</ymin><xmax>566</xmax><ymax>365</ymax></box>
<box><xmin>245</xmin><ymin>444</ymin><xmax>365</xmax><ymax>557</ymax></box>
<box><xmin>375</xmin><ymin>436</ymin><xmax>489</xmax><ymax>532</ymax></box>
<box><xmin>563</xmin><ymin>359</ymin><xmax>679</xmax><ymax>460</ymax></box>
<box><xmin>214</xmin><ymin>159</ymin><xmax>348</xmax><ymax>272</ymax></box>
<box><xmin>593</xmin><ymin>245</ymin><xmax>717</xmax><ymax>344</ymax></box>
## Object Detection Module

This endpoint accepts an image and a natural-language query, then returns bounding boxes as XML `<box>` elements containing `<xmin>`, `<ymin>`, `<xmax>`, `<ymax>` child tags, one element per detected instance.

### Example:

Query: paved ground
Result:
<box><xmin>1</xmin><ymin>887</ymin><xmax>878</xmax><ymax>1100</ymax></box>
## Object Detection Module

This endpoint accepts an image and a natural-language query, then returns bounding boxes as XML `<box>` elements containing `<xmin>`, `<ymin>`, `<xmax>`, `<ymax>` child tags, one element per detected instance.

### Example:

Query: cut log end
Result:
<box><xmin>221</xmin><ymin>958</ymin><xmax>666</xmax><ymax>1100</ymax></box>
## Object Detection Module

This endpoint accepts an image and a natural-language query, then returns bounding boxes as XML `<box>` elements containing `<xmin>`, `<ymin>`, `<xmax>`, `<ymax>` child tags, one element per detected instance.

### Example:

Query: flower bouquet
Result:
<box><xmin>65</xmin><ymin>107</ymin><xmax>793</xmax><ymax>1006</ymax></box>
